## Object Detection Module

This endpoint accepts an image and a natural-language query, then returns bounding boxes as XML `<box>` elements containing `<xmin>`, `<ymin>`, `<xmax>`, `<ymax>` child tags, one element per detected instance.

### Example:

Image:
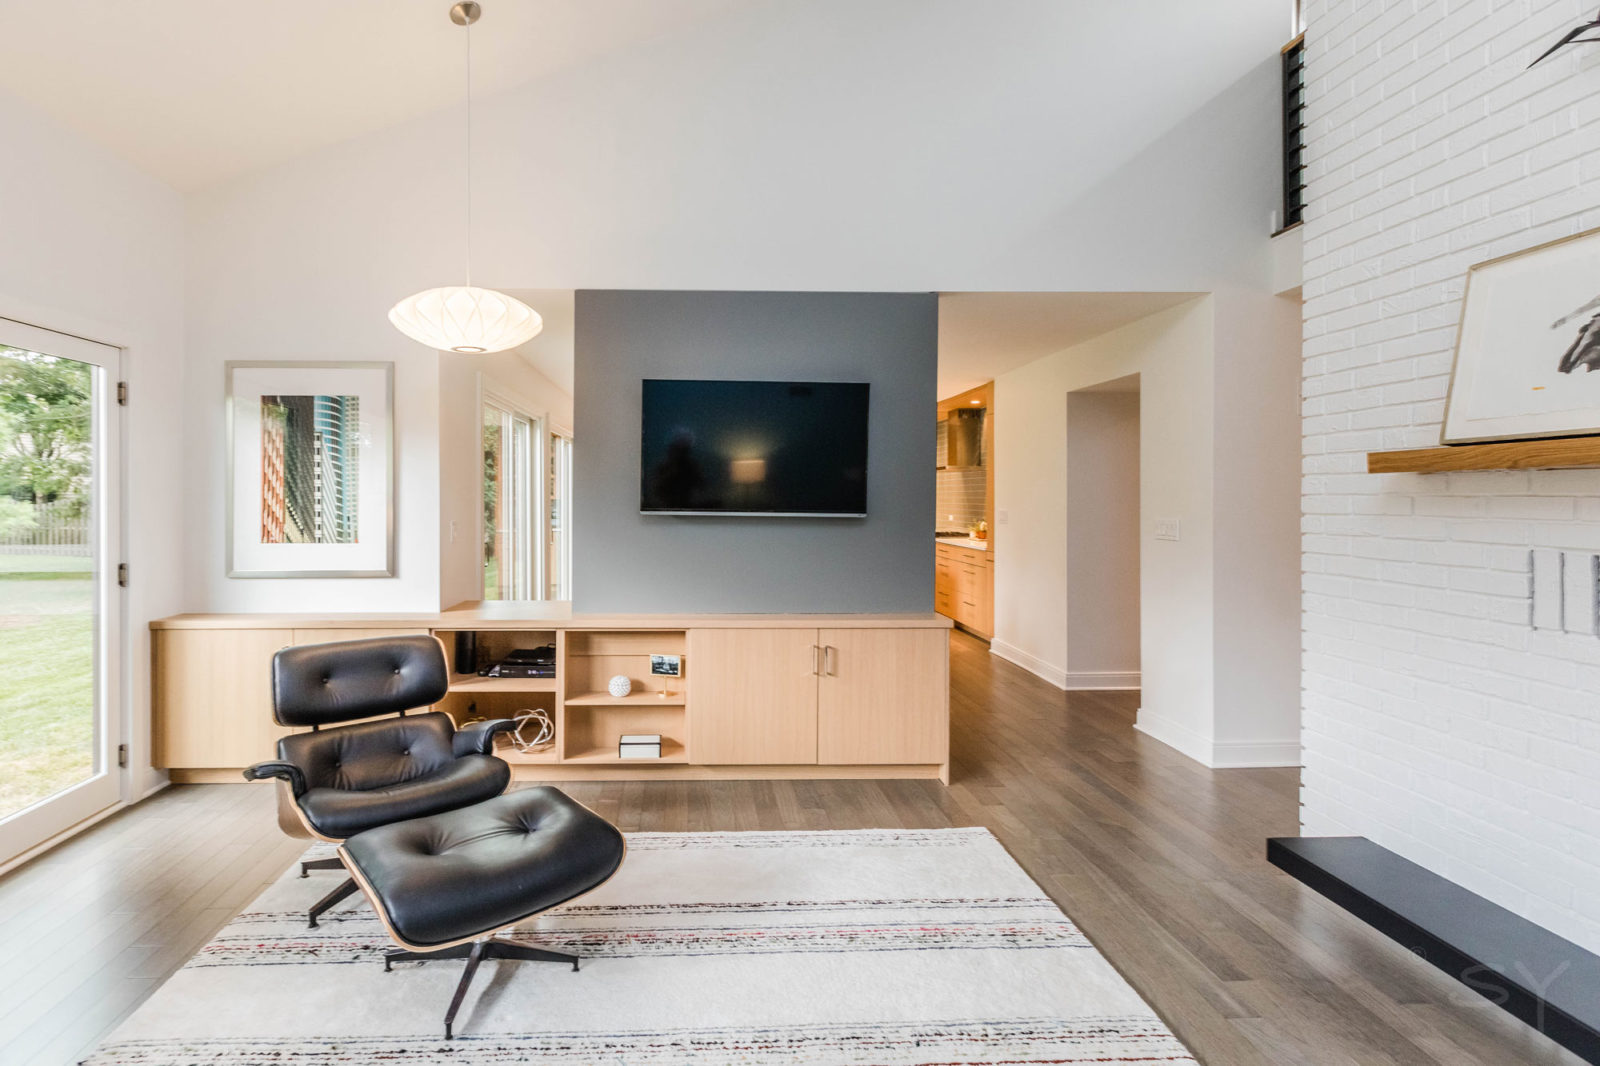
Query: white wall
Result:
<box><xmin>995</xmin><ymin>301</ymin><xmax>1221</xmax><ymax>753</ymax></box>
<box><xmin>1212</xmin><ymin>286</ymin><xmax>1305</xmax><ymax>760</ymax></box>
<box><xmin>1065</xmin><ymin>386</ymin><xmax>1141</xmax><ymax>682</ymax></box>
<box><xmin>0</xmin><ymin>88</ymin><xmax>186</xmax><ymax>796</ymax></box>
<box><xmin>1302</xmin><ymin>0</ymin><xmax>1600</xmax><ymax>951</ymax></box>
<box><xmin>996</xmin><ymin>288</ymin><xmax>1302</xmax><ymax>767</ymax></box>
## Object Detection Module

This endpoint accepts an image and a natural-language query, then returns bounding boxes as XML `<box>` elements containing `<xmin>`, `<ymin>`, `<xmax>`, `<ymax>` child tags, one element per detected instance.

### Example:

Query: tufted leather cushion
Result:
<box><xmin>341</xmin><ymin>787</ymin><xmax>626</xmax><ymax>949</ymax></box>
<box><xmin>296</xmin><ymin>756</ymin><xmax>509</xmax><ymax>840</ymax></box>
<box><xmin>281</xmin><ymin>712</ymin><xmax>510</xmax><ymax>838</ymax></box>
<box><xmin>281</xmin><ymin>712</ymin><xmax>457</xmax><ymax>791</ymax></box>
<box><xmin>272</xmin><ymin>635</ymin><xmax>449</xmax><ymax>727</ymax></box>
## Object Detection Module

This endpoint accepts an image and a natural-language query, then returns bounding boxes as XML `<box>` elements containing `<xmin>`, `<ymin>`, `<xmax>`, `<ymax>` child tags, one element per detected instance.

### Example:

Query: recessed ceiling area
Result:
<box><xmin>937</xmin><ymin>292</ymin><xmax>1199</xmax><ymax>400</ymax></box>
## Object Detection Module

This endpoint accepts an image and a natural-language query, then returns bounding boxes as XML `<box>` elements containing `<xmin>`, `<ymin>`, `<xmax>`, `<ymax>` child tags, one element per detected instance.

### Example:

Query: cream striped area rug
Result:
<box><xmin>84</xmin><ymin>827</ymin><xmax>1196</xmax><ymax>1065</ymax></box>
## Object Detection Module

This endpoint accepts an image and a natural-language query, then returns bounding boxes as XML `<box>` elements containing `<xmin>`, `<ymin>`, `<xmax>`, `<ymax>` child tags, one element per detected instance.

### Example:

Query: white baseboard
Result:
<box><xmin>988</xmin><ymin>640</ymin><xmax>1067</xmax><ymax>689</ymax></box>
<box><xmin>1133</xmin><ymin>709</ymin><xmax>1214</xmax><ymax>765</ymax></box>
<box><xmin>1135</xmin><ymin>708</ymin><xmax>1302</xmax><ymax>768</ymax></box>
<box><xmin>1210</xmin><ymin>739</ymin><xmax>1302</xmax><ymax>768</ymax></box>
<box><xmin>1061</xmin><ymin>670</ymin><xmax>1140</xmax><ymax>690</ymax></box>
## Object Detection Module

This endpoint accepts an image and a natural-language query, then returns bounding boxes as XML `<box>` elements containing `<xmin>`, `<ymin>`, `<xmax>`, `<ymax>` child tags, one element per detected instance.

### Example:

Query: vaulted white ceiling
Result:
<box><xmin>2</xmin><ymin>1</ymin><xmax>1293</xmax><ymax>193</ymax></box>
<box><xmin>0</xmin><ymin>0</ymin><xmax>742</xmax><ymax>190</ymax></box>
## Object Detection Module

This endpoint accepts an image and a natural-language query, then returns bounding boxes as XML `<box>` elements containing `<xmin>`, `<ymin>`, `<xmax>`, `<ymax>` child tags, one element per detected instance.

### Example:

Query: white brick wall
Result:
<box><xmin>1302</xmin><ymin>0</ymin><xmax>1600</xmax><ymax>952</ymax></box>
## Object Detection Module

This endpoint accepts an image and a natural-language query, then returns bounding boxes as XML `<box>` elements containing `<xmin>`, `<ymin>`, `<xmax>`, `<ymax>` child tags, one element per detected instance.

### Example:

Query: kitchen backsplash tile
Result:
<box><xmin>936</xmin><ymin>467</ymin><xmax>985</xmax><ymax>530</ymax></box>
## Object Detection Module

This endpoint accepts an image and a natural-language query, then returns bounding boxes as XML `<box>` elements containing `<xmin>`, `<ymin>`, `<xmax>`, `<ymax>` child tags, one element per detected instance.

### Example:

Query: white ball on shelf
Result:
<box><xmin>607</xmin><ymin>674</ymin><xmax>633</xmax><ymax>698</ymax></box>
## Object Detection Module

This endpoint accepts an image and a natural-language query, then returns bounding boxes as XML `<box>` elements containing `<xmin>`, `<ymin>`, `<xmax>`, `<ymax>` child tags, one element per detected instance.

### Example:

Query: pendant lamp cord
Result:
<box><xmin>464</xmin><ymin>13</ymin><xmax>473</xmax><ymax>287</ymax></box>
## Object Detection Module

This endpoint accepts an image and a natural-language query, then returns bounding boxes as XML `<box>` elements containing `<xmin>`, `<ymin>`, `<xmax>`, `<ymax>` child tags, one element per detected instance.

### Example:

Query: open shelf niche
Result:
<box><xmin>559</xmin><ymin>629</ymin><xmax>688</xmax><ymax>764</ymax></box>
<box><xmin>437</xmin><ymin>627</ymin><xmax>560</xmax><ymax>764</ymax></box>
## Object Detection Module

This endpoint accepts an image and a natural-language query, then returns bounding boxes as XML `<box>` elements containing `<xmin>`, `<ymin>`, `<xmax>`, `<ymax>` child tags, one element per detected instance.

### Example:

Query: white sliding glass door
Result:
<box><xmin>0</xmin><ymin>318</ymin><xmax>122</xmax><ymax>865</ymax></box>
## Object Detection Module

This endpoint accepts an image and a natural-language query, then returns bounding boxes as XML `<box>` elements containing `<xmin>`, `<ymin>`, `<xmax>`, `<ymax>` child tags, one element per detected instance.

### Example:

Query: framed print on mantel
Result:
<box><xmin>226</xmin><ymin>361</ymin><xmax>394</xmax><ymax>578</ymax></box>
<box><xmin>1442</xmin><ymin>227</ymin><xmax>1600</xmax><ymax>444</ymax></box>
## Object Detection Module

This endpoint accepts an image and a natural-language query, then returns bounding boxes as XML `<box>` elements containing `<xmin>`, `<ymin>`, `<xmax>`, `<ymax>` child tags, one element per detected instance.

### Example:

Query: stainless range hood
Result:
<box><xmin>939</xmin><ymin>408</ymin><xmax>984</xmax><ymax>469</ymax></box>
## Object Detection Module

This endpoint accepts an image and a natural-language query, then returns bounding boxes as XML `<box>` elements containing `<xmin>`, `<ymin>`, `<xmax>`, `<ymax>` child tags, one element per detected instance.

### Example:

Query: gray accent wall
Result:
<box><xmin>573</xmin><ymin>290</ymin><xmax>936</xmax><ymax>614</ymax></box>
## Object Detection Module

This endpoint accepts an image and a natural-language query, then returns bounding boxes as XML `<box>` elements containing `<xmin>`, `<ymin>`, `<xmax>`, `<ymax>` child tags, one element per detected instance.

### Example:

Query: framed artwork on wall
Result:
<box><xmin>225</xmin><ymin>361</ymin><xmax>394</xmax><ymax>577</ymax></box>
<box><xmin>1442</xmin><ymin>227</ymin><xmax>1600</xmax><ymax>444</ymax></box>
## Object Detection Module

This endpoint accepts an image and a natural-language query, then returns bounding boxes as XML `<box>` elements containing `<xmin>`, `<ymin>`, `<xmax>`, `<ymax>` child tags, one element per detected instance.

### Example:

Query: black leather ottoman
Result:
<box><xmin>339</xmin><ymin>786</ymin><xmax>626</xmax><ymax>1038</ymax></box>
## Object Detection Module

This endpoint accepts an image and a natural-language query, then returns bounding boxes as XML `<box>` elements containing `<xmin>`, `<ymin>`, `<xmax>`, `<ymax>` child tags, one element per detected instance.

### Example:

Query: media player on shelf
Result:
<box><xmin>478</xmin><ymin>645</ymin><xmax>556</xmax><ymax>678</ymax></box>
<box><xmin>618</xmin><ymin>734</ymin><xmax>663</xmax><ymax>759</ymax></box>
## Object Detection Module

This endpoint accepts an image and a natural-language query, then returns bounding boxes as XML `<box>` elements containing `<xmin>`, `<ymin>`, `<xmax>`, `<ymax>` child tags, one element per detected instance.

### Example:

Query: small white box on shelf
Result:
<box><xmin>618</xmin><ymin>734</ymin><xmax>663</xmax><ymax>759</ymax></box>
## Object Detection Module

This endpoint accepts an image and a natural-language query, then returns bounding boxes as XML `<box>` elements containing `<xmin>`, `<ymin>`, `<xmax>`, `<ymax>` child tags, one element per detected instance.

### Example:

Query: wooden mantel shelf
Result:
<box><xmin>1367</xmin><ymin>437</ymin><xmax>1600</xmax><ymax>474</ymax></box>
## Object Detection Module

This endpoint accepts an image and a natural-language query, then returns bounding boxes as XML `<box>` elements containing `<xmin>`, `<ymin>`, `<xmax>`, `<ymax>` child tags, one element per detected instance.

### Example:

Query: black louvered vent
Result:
<box><xmin>1281</xmin><ymin>35</ymin><xmax>1306</xmax><ymax>230</ymax></box>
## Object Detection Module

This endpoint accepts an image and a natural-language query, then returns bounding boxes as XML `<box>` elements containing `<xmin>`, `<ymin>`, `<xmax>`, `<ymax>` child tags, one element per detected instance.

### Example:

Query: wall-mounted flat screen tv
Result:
<box><xmin>640</xmin><ymin>379</ymin><xmax>870</xmax><ymax>516</ymax></box>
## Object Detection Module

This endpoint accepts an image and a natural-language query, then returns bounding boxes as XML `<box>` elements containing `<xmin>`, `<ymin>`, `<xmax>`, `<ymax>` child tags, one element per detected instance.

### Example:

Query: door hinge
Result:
<box><xmin>116</xmin><ymin>381</ymin><xmax>128</xmax><ymax>406</ymax></box>
<box><xmin>117</xmin><ymin>743</ymin><xmax>129</xmax><ymax>769</ymax></box>
<box><xmin>117</xmin><ymin>562</ymin><xmax>128</xmax><ymax>588</ymax></box>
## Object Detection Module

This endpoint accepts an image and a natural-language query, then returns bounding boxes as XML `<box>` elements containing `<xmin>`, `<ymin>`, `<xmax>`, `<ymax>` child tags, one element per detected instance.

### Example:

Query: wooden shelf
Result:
<box><xmin>447</xmin><ymin>676</ymin><xmax>557</xmax><ymax>693</ymax></box>
<box><xmin>1368</xmin><ymin>437</ymin><xmax>1600</xmax><ymax>474</ymax></box>
<box><xmin>562</xmin><ymin>739</ymin><xmax>688</xmax><ymax>764</ymax></box>
<box><xmin>563</xmin><ymin>692</ymin><xmax>686</xmax><ymax>706</ymax></box>
<box><xmin>497</xmin><ymin>746</ymin><xmax>559</xmax><ymax>764</ymax></box>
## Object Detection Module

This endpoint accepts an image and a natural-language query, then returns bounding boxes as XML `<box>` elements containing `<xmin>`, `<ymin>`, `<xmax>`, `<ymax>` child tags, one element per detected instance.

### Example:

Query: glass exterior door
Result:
<box><xmin>0</xmin><ymin>319</ymin><xmax>121</xmax><ymax>864</ymax></box>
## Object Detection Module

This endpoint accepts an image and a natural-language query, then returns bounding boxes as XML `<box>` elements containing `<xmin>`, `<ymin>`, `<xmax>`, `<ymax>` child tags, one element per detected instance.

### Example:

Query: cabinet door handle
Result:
<box><xmin>811</xmin><ymin>644</ymin><xmax>821</xmax><ymax>676</ymax></box>
<box><xmin>824</xmin><ymin>644</ymin><xmax>837</xmax><ymax>676</ymax></box>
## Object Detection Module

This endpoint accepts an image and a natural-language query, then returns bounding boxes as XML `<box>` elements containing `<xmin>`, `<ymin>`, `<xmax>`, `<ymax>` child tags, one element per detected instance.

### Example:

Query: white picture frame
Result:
<box><xmin>1442</xmin><ymin>227</ymin><xmax>1600</xmax><ymax>444</ymax></box>
<box><xmin>226</xmin><ymin>361</ymin><xmax>394</xmax><ymax>577</ymax></box>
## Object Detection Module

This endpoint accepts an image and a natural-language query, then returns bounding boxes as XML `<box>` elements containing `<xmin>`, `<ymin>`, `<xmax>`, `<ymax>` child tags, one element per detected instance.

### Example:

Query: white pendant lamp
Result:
<box><xmin>389</xmin><ymin>2</ymin><xmax>542</xmax><ymax>354</ymax></box>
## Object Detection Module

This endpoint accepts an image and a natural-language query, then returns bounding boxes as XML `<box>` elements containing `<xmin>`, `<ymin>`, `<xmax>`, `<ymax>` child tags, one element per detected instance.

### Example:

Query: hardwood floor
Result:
<box><xmin>0</xmin><ymin>630</ymin><xmax>1582</xmax><ymax>1064</ymax></box>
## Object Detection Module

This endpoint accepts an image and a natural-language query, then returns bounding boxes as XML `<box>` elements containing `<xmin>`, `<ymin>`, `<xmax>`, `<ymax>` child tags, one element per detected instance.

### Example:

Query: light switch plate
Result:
<box><xmin>1154</xmin><ymin>519</ymin><xmax>1181</xmax><ymax>542</ymax></box>
<box><xmin>1563</xmin><ymin>551</ymin><xmax>1598</xmax><ymax>636</ymax></box>
<box><xmin>1531</xmin><ymin>549</ymin><xmax>1563</xmax><ymax>630</ymax></box>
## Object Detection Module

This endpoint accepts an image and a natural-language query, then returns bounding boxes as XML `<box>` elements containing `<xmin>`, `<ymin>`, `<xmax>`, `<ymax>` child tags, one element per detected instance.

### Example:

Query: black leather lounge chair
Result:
<box><xmin>243</xmin><ymin>634</ymin><xmax>516</xmax><ymax>926</ymax></box>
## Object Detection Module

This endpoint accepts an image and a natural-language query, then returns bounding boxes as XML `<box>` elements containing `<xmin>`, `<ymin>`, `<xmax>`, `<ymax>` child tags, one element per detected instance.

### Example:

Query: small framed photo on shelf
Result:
<box><xmin>1442</xmin><ymin>227</ymin><xmax>1600</xmax><ymax>444</ymax></box>
<box><xmin>226</xmin><ymin>361</ymin><xmax>394</xmax><ymax>577</ymax></box>
<box><xmin>650</xmin><ymin>654</ymin><xmax>683</xmax><ymax>677</ymax></box>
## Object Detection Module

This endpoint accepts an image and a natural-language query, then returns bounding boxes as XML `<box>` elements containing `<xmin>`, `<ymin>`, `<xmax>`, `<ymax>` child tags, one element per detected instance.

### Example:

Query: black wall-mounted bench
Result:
<box><xmin>1268</xmin><ymin>835</ymin><xmax>1600</xmax><ymax>1065</ymax></box>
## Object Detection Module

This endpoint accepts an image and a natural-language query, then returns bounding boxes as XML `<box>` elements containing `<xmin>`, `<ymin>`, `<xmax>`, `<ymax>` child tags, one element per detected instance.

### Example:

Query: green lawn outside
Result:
<box><xmin>0</xmin><ymin>567</ymin><xmax>94</xmax><ymax>816</ymax></box>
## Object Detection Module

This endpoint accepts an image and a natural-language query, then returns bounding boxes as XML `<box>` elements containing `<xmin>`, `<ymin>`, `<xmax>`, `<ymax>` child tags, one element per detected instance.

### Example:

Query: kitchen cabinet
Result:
<box><xmin>935</xmin><ymin>542</ymin><xmax>993</xmax><ymax>639</ymax></box>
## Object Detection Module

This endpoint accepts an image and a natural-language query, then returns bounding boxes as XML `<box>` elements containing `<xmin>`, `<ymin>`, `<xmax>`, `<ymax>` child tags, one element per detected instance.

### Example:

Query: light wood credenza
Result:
<box><xmin>151</xmin><ymin>604</ymin><xmax>953</xmax><ymax>784</ymax></box>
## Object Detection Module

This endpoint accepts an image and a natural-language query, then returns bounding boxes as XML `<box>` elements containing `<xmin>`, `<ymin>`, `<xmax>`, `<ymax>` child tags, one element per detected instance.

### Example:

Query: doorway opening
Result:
<box><xmin>1066</xmin><ymin>375</ymin><xmax>1141</xmax><ymax>687</ymax></box>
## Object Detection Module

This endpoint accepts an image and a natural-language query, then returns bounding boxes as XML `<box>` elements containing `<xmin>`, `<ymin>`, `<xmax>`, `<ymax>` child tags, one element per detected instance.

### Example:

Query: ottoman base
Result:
<box><xmin>384</xmin><ymin>936</ymin><xmax>581</xmax><ymax>1040</ymax></box>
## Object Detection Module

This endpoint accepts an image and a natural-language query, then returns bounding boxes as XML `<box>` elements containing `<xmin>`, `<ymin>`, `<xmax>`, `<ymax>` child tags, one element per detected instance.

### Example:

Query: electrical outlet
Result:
<box><xmin>1154</xmin><ymin>518</ymin><xmax>1180</xmax><ymax>541</ymax></box>
<box><xmin>449</xmin><ymin>520</ymin><xmax>459</xmax><ymax>543</ymax></box>
<box><xmin>997</xmin><ymin>510</ymin><xmax>1009</xmax><ymax>524</ymax></box>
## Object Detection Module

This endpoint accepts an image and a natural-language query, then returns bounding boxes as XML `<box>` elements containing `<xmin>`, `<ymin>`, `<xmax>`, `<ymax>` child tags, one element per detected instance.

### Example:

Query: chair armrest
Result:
<box><xmin>243</xmin><ymin>761</ymin><xmax>308</xmax><ymax>797</ymax></box>
<box><xmin>454</xmin><ymin>718</ymin><xmax>517</xmax><ymax>757</ymax></box>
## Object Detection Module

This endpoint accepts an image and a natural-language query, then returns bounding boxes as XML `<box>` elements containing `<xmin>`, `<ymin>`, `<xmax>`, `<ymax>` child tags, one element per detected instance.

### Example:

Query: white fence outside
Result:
<box><xmin>0</xmin><ymin>500</ymin><xmax>90</xmax><ymax>556</ymax></box>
